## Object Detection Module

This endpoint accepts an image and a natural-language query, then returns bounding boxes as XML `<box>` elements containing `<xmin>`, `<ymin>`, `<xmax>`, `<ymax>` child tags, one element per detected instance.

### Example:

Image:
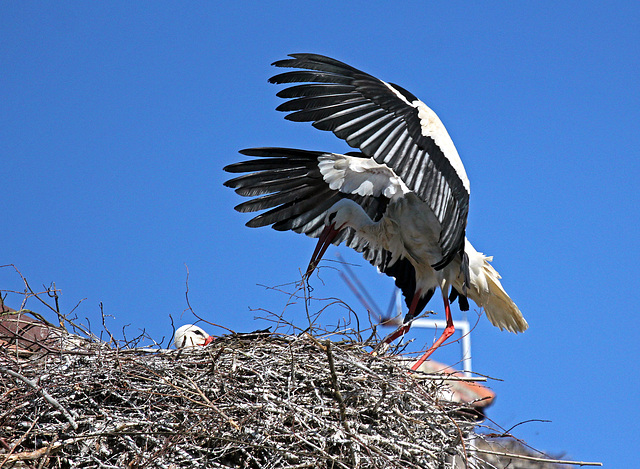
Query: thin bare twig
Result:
<box><xmin>470</xmin><ymin>447</ymin><xmax>603</xmax><ymax>466</ymax></box>
<box><xmin>0</xmin><ymin>367</ymin><xmax>78</xmax><ymax>430</ymax></box>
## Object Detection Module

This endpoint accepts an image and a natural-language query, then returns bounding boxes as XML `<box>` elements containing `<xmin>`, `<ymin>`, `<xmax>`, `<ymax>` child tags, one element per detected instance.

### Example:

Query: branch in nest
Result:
<box><xmin>0</xmin><ymin>366</ymin><xmax>78</xmax><ymax>430</ymax></box>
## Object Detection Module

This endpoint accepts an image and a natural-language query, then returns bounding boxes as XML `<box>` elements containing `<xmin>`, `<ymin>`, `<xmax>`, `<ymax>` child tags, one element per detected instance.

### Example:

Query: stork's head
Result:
<box><xmin>326</xmin><ymin>199</ymin><xmax>369</xmax><ymax>230</ymax></box>
<box><xmin>306</xmin><ymin>199</ymin><xmax>370</xmax><ymax>277</ymax></box>
<box><xmin>174</xmin><ymin>324</ymin><xmax>214</xmax><ymax>349</ymax></box>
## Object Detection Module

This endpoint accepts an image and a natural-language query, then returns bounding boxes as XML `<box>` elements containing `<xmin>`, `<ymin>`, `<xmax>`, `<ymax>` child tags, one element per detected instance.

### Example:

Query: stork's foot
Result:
<box><xmin>370</xmin><ymin>322</ymin><xmax>413</xmax><ymax>356</ymax></box>
<box><xmin>410</xmin><ymin>323</ymin><xmax>455</xmax><ymax>371</ymax></box>
<box><xmin>382</xmin><ymin>323</ymin><xmax>413</xmax><ymax>345</ymax></box>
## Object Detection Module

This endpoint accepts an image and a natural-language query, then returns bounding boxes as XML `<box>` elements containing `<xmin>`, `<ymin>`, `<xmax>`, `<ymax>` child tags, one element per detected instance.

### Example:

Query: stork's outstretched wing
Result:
<box><xmin>224</xmin><ymin>147</ymin><xmax>431</xmax><ymax>314</ymax></box>
<box><xmin>270</xmin><ymin>53</ymin><xmax>469</xmax><ymax>269</ymax></box>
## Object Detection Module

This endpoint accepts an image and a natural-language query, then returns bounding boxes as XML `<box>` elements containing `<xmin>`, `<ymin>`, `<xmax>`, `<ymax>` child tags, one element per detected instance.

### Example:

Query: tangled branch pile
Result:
<box><xmin>0</xmin><ymin>294</ymin><xmax>592</xmax><ymax>469</ymax></box>
<box><xmin>0</xmin><ymin>317</ymin><xmax>504</xmax><ymax>469</ymax></box>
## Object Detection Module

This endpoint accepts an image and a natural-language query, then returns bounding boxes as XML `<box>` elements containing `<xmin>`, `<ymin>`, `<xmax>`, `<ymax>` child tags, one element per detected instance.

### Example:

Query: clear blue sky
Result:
<box><xmin>2</xmin><ymin>2</ymin><xmax>638</xmax><ymax>466</ymax></box>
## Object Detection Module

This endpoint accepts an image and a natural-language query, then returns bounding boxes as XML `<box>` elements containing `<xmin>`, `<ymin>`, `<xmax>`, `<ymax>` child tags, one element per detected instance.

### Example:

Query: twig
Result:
<box><xmin>0</xmin><ymin>367</ymin><xmax>78</xmax><ymax>430</ymax></box>
<box><xmin>0</xmin><ymin>414</ymin><xmax>40</xmax><ymax>467</ymax></box>
<box><xmin>100</xmin><ymin>302</ymin><xmax>117</xmax><ymax>347</ymax></box>
<box><xmin>470</xmin><ymin>447</ymin><xmax>603</xmax><ymax>466</ymax></box>
<box><xmin>181</xmin><ymin>371</ymin><xmax>241</xmax><ymax>430</ymax></box>
<box><xmin>2</xmin><ymin>441</ymin><xmax>63</xmax><ymax>465</ymax></box>
<box><xmin>325</xmin><ymin>340</ymin><xmax>348</xmax><ymax>431</ymax></box>
<box><xmin>411</xmin><ymin>374</ymin><xmax>488</xmax><ymax>382</ymax></box>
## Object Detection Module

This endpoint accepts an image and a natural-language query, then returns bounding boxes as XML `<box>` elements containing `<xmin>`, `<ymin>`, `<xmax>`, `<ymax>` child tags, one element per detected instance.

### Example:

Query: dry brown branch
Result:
<box><xmin>324</xmin><ymin>340</ymin><xmax>349</xmax><ymax>432</ymax></box>
<box><xmin>0</xmin><ymin>367</ymin><xmax>78</xmax><ymax>430</ymax></box>
<box><xmin>0</xmin><ymin>414</ymin><xmax>40</xmax><ymax>467</ymax></box>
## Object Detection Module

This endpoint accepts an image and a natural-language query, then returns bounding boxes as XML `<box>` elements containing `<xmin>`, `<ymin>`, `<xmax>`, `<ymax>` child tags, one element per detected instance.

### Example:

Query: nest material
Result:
<box><xmin>0</xmin><ymin>325</ymin><xmax>501</xmax><ymax>469</ymax></box>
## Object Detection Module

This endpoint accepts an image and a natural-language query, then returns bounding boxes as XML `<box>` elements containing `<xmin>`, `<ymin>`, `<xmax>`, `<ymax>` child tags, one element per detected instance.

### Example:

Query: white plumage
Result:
<box><xmin>308</xmin><ymin>198</ymin><xmax>528</xmax><ymax>336</ymax></box>
<box><xmin>173</xmin><ymin>324</ymin><xmax>213</xmax><ymax>349</ymax></box>
<box><xmin>463</xmin><ymin>240</ymin><xmax>528</xmax><ymax>333</ymax></box>
<box><xmin>318</xmin><ymin>154</ymin><xmax>410</xmax><ymax>199</ymax></box>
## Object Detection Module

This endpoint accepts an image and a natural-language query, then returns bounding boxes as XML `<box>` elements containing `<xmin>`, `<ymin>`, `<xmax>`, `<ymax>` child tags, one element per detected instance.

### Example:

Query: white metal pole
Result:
<box><xmin>411</xmin><ymin>318</ymin><xmax>472</xmax><ymax>377</ymax></box>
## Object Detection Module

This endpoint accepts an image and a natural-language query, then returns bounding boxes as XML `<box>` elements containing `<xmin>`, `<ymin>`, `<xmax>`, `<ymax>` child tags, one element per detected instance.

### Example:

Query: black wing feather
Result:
<box><xmin>380</xmin><ymin>257</ymin><xmax>434</xmax><ymax>317</ymax></box>
<box><xmin>224</xmin><ymin>147</ymin><xmax>433</xmax><ymax>316</ymax></box>
<box><xmin>269</xmin><ymin>53</ymin><xmax>469</xmax><ymax>271</ymax></box>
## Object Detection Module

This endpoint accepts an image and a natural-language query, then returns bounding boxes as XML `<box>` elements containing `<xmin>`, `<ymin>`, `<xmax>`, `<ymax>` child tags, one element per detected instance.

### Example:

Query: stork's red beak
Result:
<box><xmin>306</xmin><ymin>222</ymin><xmax>341</xmax><ymax>277</ymax></box>
<box><xmin>203</xmin><ymin>335</ymin><xmax>214</xmax><ymax>346</ymax></box>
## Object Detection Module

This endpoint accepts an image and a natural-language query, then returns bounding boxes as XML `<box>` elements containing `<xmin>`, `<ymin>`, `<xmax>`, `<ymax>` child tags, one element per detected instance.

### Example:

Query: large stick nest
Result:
<box><xmin>0</xmin><ymin>316</ymin><xmax>502</xmax><ymax>469</ymax></box>
<box><xmin>0</xmin><ymin>261</ymin><xmax>581</xmax><ymax>469</ymax></box>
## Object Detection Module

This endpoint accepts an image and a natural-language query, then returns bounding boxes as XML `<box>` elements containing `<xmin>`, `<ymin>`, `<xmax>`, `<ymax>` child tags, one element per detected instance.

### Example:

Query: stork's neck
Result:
<box><xmin>332</xmin><ymin>199</ymin><xmax>391</xmax><ymax>252</ymax></box>
<box><xmin>341</xmin><ymin>200</ymin><xmax>376</xmax><ymax>231</ymax></box>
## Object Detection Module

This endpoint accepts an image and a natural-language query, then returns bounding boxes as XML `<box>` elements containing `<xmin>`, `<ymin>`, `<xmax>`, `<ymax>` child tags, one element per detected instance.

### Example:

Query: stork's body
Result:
<box><xmin>309</xmin><ymin>196</ymin><xmax>527</xmax><ymax>368</ymax></box>
<box><xmin>309</xmin><ymin>194</ymin><xmax>461</xmax><ymax>368</ymax></box>
<box><xmin>224</xmin><ymin>54</ymin><xmax>527</xmax><ymax>366</ymax></box>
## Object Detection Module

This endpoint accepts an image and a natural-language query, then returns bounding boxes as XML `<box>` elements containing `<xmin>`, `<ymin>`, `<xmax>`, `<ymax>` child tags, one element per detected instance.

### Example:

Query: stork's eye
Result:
<box><xmin>328</xmin><ymin>212</ymin><xmax>337</xmax><ymax>224</ymax></box>
<box><xmin>193</xmin><ymin>330</ymin><xmax>204</xmax><ymax>336</ymax></box>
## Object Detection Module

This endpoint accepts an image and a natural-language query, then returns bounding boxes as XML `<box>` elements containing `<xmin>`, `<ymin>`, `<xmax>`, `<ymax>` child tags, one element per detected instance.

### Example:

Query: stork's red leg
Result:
<box><xmin>376</xmin><ymin>289</ymin><xmax>422</xmax><ymax>346</ymax></box>
<box><xmin>411</xmin><ymin>290</ymin><xmax>455</xmax><ymax>371</ymax></box>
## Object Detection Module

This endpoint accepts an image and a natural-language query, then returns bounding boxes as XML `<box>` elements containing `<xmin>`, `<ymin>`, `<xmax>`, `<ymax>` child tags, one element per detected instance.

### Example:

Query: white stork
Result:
<box><xmin>174</xmin><ymin>324</ymin><xmax>214</xmax><ymax>349</ymax></box>
<box><xmin>224</xmin><ymin>54</ymin><xmax>527</xmax><ymax>368</ymax></box>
